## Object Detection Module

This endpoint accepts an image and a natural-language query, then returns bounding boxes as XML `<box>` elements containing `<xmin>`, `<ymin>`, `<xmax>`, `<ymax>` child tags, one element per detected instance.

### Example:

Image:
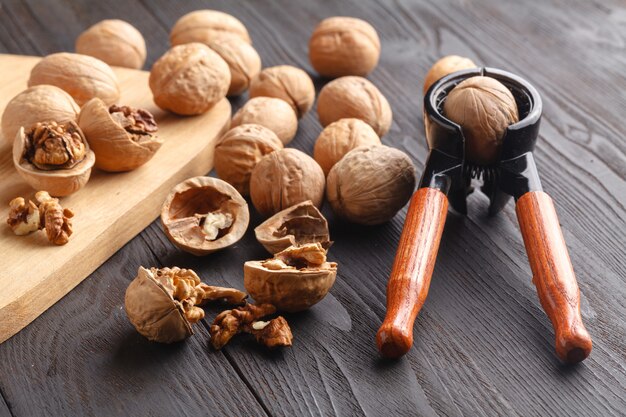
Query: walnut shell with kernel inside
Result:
<box><xmin>317</xmin><ymin>76</ymin><xmax>392</xmax><ymax>137</ymax></box>
<box><xmin>231</xmin><ymin>97</ymin><xmax>298</xmax><ymax>145</ymax></box>
<box><xmin>249</xmin><ymin>65</ymin><xmax>315</xmax><ymax>118</ymax></box>
<box><xmin>170</xmin><ymin>10</ymin><xmax>251</xmax><ymax>46</ymax></box>
<box><xmin>423</xmin><ymin>55</ymin><xmax>476</xmax><ymax>94</ymax></box>
<box><xmin>75</xmin><ymin>19</ymin><xmax>147</xmax><ymax>69</ymax></box>
<box><xmin>208</xmin><ymin>37</ymin><xmax>262</xmax><ymax>96</ymax></box>
<box><xmin>326</xmin><ymin>145</ymin><xmax>416</xmax><ymax>225</ymax></box>
<box><xmin>161</xmin><ymin>176</ymin><xmax>249</xmax><ymax>256</ymax></box>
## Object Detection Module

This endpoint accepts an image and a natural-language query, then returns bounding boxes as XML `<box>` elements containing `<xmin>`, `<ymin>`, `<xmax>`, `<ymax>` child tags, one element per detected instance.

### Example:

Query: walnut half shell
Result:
<box><xmin>161</xmin><ymin>177</ymin><xmax>250</xmax><ymax>256</ymax></box>
<box><xmin>244</xmin><ymin>243</ymin><xmax>337</xmax><ymax>312</ymax></box>
<box><xmin>254</xmin><ymin>200</ymin><xmax>331</xmax><ymax>255</ymax></box>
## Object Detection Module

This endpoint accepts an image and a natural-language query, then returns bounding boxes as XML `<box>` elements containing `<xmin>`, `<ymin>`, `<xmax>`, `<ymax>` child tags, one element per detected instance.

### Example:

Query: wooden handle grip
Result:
<box><xmin>377</xmin><ymin>187</ymin><xmax>448</xmax><ymax>358</ymax></box>
<box><xmin>516</xmin><ymin>191</ymin><xmax>592</xmax><ymax>363</ymax></box>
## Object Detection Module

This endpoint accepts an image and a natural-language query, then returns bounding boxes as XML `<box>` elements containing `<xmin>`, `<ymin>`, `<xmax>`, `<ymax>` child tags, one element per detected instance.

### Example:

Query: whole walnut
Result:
<box><xmin>214</xmin><ymin>124</ymin><xmax>284</xmax><ymax>196</ymax></box>
<box><xmin>317</xmin><ymin>76</ymin><xmax>392</xmax><ymax>137</ymax></box>
<box><xmin>326</xmin><ymin>145</ymin><xmax>416</xmax><ymax>225</ymax></box>
<box><xmin>28</xmin><ymin>52</ymin><xmax>120</xmax><ymax>106</ymax></box>
<box><xmin>443</xmin><ymin>76</ymin><xmax>519</xmax><ymax>165</ymax></box>
<box><xmin>1</xmin><ymin>85</ymin><xmax>79</xmax><ymax>145</ymax></box>
<box><xmin>208</xmin><ymin>37</ymin><xmax>262</xmax><ymax>96</ymax></box>
<box><xmin>231</xmin><ymin>97</ymin><xmax>298</xmax><ymax>144</ymax></box>
<box><xmin>170</xmin><ymin>10</ymin><xmax>251</xmax><ymax>46</ymax></box>
<box><xmin>423</xmin><ymin>55</ymin><xmax>476</xmax><ymax>94</ymax></box>
<box><xmin>250</xmin><ymin>148</ymin><xmax>325</xmax><ymax>217</ymax></box>
<box><xmin>249</xmin><ymin>65</ymin><xmax>315</xmax><ymax>118</ymax></box>
<box><xmin>75</xmin><ymin>19</ymin><xmax>147</xmax><ymax>69</ymax></box>
<box><xmin>314</xmin><ymin>118</ymin><xmax>381</xmax><ymax>175</ymax></box>
<box><xmin>149</xmin><ymin>43</ymin><xmax>231</xmax><ymax>115</ymax></box>
<box><xmin>309</xmin><ymin>17</ymin><xmax>380</xmax><ymax>77</ymax></box>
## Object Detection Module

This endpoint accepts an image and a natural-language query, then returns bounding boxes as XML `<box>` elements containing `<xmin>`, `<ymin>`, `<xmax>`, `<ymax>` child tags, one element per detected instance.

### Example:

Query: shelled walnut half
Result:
<box><xmin>13</xmin><ymin>121</ymin><xmax>95</xmax><ymax>196</ymax></box>
<box><xmin>161</xmin><ymin>177</ymin><xmax>250</xmax><ymax>255</ymax></box>
<box><xmin>78</xmin><ymin>98</ymin><xmax>162</xmax><ymax>172</ymax></box>
<box><xmin>254</xmin><ymin>200</ymin><xmax>331</xmax><ymax>255</ymax></box>
<box><xmin>244</xmin><ymin>243</ymin><xmax>337</xmax><ymax>312</ymax></box>
<box><xmin>125</xmin><ymin>266</ymin><xmax>247</xmax><ymax>343</ymax></box>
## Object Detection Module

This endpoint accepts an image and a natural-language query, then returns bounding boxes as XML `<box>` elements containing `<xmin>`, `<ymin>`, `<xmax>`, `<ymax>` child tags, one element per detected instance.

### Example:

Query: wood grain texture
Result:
<box><xmin>0</xmin><ymin>0</ymin><xmax>625</xmax><ymax>416</ymax></box>
<box><xmin>516</xmin><ymin>191</ymin><xmax>592</xmax><ymax>363</ymax></box>
<box><xmin>377</xmin><ymin>187</ymin><xmax>448</xmax><ymax>358</ymax></box>
<box><xmin>0</xmin><ymin>55</ymin><xmax>231</xmax><ymax>344</ymax></box>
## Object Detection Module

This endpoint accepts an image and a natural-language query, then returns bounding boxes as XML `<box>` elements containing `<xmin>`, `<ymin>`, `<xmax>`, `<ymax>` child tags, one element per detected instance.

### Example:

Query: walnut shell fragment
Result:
<box><xmin>28</xmin><ymin>52</ymin><xmax>120</xmax><ymax>106</ymax></box>
<box><xmin>76</xmin><ymin>19</ymin><xmax>147</xmax><ymax>69</ymax></box>
<box><xmin>1</xmin><ymin>85</ymin><xmax>80</xmax><ymax>145</ymax></box>
<box><xmin>249</xmin><ymin>65</ymin><xmax>315</xmax><ymax>118</ymax></box>
<box><xmin>78</xmin><ymin>98</ymin><xmax>162</xmax><ymax>172</ymax></box>
<box><xmin>161</xmin><ymin>176</ymin><xmax>250</xmax><ymax>256</ymax></box>
<box><xmin>230</xmin><ymin>97</ymin><xmax>298</xmax><ymax>145</ymax></box>
<box><xmin>443</xmin><ymin>76</ymin><xmax>519</xmax><ymax>165</ymax></box>
<box><xmin>326</xmin><ymin>145</ymin><xmax>416</xmax><ymax>225</ymax></box>
<box><xmin>317</xmin><ymin>76</ymin><xmax>392</xmax><ymax>137</ymax></box>
<box><xmin>13</xmin><ymin>121</ymin><xmax>95</xmax><ymax>196</ymax></box>
<box><xmin>125</xmin><ymin>266</ymin><xmax>248</xmax><ymax>343</ymax></box>
<box><xmin>255</xmin><ymin>200</ymin><xmax>330</xmax><ymax>255</ymax></box>
<box><xmin>423</xmin><ymin>55</ymin><xmax>476</xmax><ymax>94</ymax></box>
<box><xmin>244</xmin><ymin>243</ymin><xmax>337</xmax><ymax>312</ymax></box>
<box><xmin>149</xmin><ymin>43</ymin><xmax>231</xmax><ymax>115</ymax></box>
<box><xmin>170</xmin><ymin>10</ymin><xmax>251</xmax><ymax>46</ymax></box>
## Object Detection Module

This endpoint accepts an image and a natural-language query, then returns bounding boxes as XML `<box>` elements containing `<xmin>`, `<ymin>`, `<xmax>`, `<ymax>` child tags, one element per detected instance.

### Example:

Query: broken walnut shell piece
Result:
<box><xmin>254</xmin><ymin>200</ymin><xmax>331</xmax><ymax>255</ymax></box>
<box><xmin>78</xmin><ymin>98</ymin><xmax>163</xmax><ymax>172</ymax></box>
<box><xmin>244</xmin><ymin>243</ymin><xmax>337</xmax><ymax>312</ymax></box>
<box><xmin>125</xmin><ymin>266</ymin><xmax>248</xmax><ymax>343</ymax></box>
<box><xmin>13</xmin><ymin>121</ymin><xmax>95</xmax><ymax>197</ymax></box>
<box><xmin>161</xmin><ymin>176</ymin><xmax>250</xmax><ymax>256</ymax></box>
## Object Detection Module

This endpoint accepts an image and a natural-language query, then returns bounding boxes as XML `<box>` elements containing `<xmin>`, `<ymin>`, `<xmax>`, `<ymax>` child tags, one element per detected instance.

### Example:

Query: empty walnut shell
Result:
<box><xmin>326</xmin><ymin>145</ymin><xmax>416</xmax><ymax>225</ymax></box>
<box><xmin>443</xmin><ymin>76</ymin><xmax>519</xmax><ymax>165</ymax></box>
<box><xmin>249</xmin><ymin>65</ymin><xmax>315</xmax><ymax>118</ymax></box>
<box><xmin>255</xmin><ymin>200</ymin><xmax>330</xmax><ymax>255</ymax></box>
<box><xmin>170</xmin><ymin>10</ymin><xmax>251</xmax><ymax>46</ymax></box>
<box><xmin>250</xmin><ymin>148</ymin><xmax>325</xmax><ymax>218</ymax></box>
<box><xmin>230</xmin><ymin>97</ymin><xmax>298</xmax><ymax>144</ymax></box>
<box><xmin>149</xmin><ymin>43</ymin><xmax>231</xmax><ymax>116</ymax></box>
<box><xmin>309</xmin><ymin>17</ymin><xmax>380</xmax><ymax>77</ymax></box>
<box><xmin>13</xmin><ymin>121</ymin><xmax>95</xmax><ymax>196</ymax></box>
<box><xmin>28</xmin><ymin>52</ymin><xmax>120</xmax><ymax>106</ymax></box>
<box><xmin>214</xmin><ymin>124</ymin><xmax>283</xmax><ymax>196</ymax></box>
<box><xmin>244</xmin><ymin>243</ymin><xmax>337</xmax><ymax>312</ymax></box>
<box><xmin>423</xmin><ymin>55</ymin><xmax>476</xmax><ymax>94</ymax></box>
<box><xmin>208</xmin><ymin>37</ymin><xmax>261</xmax><ymax>96</ymax></box>
<box><xmin>78</xmin><ymin>98</ymin><xmax>162</xmax><ymax>172</ymax></box>
<box><xmin>313</xmin><ymin>118</ymin><xmax>381</xmax><ymax>176</ymax></box>
<box><xmin>317</xmin><ymin>76</ymin><xmax>392</xmax><ymax>137</ymax></box>
<box><xmin>161</xmin><ymin>176</ymin><xmax>249</xmax><ymax>256</ymax></box>
<box><xmin>1</xmin><ymin>85</ymin><xmax>80</xmax><ymax>145</ymax></box>
<box><xmin>75</xmin><ymin>19</ymin><xmax>147</xmax><ymax>69</ymax></box>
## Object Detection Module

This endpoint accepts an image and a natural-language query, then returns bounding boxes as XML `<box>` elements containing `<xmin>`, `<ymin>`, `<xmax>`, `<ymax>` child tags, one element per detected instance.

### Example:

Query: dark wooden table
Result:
<box><xmin>1</xmin><ymin>0</ymin><xmax>625</xmax><ymax>416</ymax></box>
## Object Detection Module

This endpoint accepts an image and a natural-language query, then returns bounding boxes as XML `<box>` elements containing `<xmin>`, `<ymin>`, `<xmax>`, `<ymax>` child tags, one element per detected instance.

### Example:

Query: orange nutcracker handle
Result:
<box><xmin>516</xmin><ymin>191</ymin><xmax>592</xmax><ymax>363</ymax></box>
<box><xmin>377</xmin><ymin>187</ymin><xmax>448</xmax><ymax>358</ymax></box>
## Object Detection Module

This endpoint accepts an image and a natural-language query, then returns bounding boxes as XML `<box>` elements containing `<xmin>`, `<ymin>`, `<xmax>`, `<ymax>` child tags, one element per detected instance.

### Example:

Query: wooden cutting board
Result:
<box><xmin>0</xmin><ymin>54</ymin><xmax>231</xmax><ymax>344</ymax></box>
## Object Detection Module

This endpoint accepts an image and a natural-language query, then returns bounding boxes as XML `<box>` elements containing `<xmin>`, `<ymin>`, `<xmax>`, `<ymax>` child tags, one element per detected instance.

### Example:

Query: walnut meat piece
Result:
<box><xmin>1</xmin><ymin>85</ymin><xmax>80</xmax><ymax>145</ymax></box>
<box><xmin>443</xmin><ymin>76</ymin><xmax>519</xmax><ymax>165</ymax></box>
<box><xmin>231</xmin><ymin>97</ymin><xmax>298</xmax><ymax>145</ymax></box>
<box><xmin>75</xmin><ymin>19</ymin><xmax>147</xmax><ymax>69</ymax></box>
<box><xmin>125</xmin><ymin>266</ymin><xmax>248</xmax><ymax>343</ymax></box>
<box><xmin>7</xmin><ymin>197</ymin><xmax>40</xmax><ymax>235</ymax></box>
<box><xmin>214</xmin><ymin>124</ymin><xmax>283</xmax><ymax>196</ymax></box>
<box><xmin>244</xmin><ymin>243</ymin><xmax>337</xmax><ymax>312</ymax></box>
<box><xmin>149</xmin><ymin>43</ymin><xmax>231</xmax><ymax>116</ymax></box>
<box><xmin>28</xmin><ymin>52</ymin><xmax>120</xmax><ymax>106</ymax></box>
<box><xmin>170</xmin><ymin>10</ymin><xmax>251</xmax><ymax>46</ymax></box>
<box><xmin>208</xmin><ymin>37</ymin><xmax>262</xmax><ymax>96</ymax></box>
<box><xmin>423</xmin><ymin>55</ymin><xmax>476</xmax><ymax>94</ymax></box>
<box><xmin>313</xmin><ymin>118</ymin><xmax>381</xmax><ymax>175</ymax></box>
<box><xmin>249</xmin><ymin>65</ymin><xmax>315</xmax><ymax>118</ymax></box>
<box><xmin>161</xmin><ymin>177</ymin><xmax>250</xmax><ymax>256</ymax></box>
<box><xmin>309</xmin><ymin>17</ymin><xmax>380</xmax><ymax>77</ymax></box>
<box><xmin>326</xmin><ymin>145</ymin><xmax>416</xmax><ymax>225</ymax></box>
<box><xmin>35</xmin><ymin>191</ymin><xmax>74</xmax><ymax>245</ymax></box>
<box><xmin>255</xmin><ymin>200</ymin><xmax>330</xmax><ymax>255</ymax></box>
<box><xmin>250</xmin><ymin>149</ymin><xmax>325</xmax><ymax>218</ymax></box>
<box><xmin>317</xmin><ymin>76</ymin><xmax>392</xmax><ymax>137</ymax></box>
<box><xmin>78</xmin><ymin>98</ymin><xmax>162</xmax><ymax>172</ymax></box>
<box><xmin>13</xmin><ymin>121</ymin><xmax>95</xmax><ymax>196</ymax></box>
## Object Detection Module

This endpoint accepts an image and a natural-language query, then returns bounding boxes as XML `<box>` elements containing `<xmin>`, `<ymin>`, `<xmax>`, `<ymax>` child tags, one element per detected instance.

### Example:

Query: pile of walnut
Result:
<box><xmin>7</xmin><ymin>191</ymin><xmax>73</xmax><ymax>245</ymax></box>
